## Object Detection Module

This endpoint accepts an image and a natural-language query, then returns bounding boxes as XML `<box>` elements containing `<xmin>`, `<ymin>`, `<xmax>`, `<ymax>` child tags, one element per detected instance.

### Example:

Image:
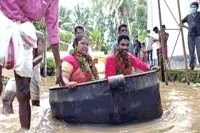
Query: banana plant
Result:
<box><xmin>89</xmin><ymin>27</ymin><xmax>104</xmax><ymax>51</ymax></box>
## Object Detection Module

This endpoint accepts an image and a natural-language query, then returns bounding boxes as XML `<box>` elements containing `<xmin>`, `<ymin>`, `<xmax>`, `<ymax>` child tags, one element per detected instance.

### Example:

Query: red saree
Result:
<box><xmin>62</xmin><ymin>49</ymin><xmax>99</xmax><ymax>83</ymax></box>
<box><xmin>62</xmin><ymin>55</ymin><xmax>88</xmax><ymax>83</ymax></box>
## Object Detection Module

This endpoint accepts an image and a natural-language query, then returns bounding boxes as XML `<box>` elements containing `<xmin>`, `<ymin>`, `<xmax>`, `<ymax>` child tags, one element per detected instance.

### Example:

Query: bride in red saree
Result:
<box><xmin>62</xmin><ymin>34</ymin><xmax>99</xmax><ymax>89</ymax></box>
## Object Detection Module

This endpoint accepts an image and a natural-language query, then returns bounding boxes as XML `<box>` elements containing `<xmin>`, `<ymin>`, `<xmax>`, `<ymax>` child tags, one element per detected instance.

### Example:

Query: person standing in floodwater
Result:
<box><xmin>144</xmin><ymin>30</ymin><xmax>158</xmax><ymax>65</ymax></box>
<box><xmin>180</xmin><ymin>1</ymin><xmax>200</xmax><ymax>70</ymax></box>
<box><xmin>0</xmin><ymin>0</ymin><xmax>65</xmax><ymax>129</ymax></box>
<box><xmin>2</xmin><ymin>31</ymin><xmax>45</xmax><ymax>115</ymax></box>
<box><xmin>133</xmin><ymin>35</ymin><xmax>142</xmax><ymax>58</ymax></box>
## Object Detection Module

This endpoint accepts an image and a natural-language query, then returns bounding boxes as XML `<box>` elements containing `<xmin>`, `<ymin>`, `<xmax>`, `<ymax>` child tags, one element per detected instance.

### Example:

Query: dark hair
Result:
<box><xmin>190</xmin><ymin>2</ymin><xmax>199</xmax><ymax>9</ymax></box>
<box><xmin>117</xmin><ymin>34</ymin><xmax>129</xmax><ymax>44</ymax></box>
<box><xmin>153</xmin><ymin>26</ymin><xmax>158</xmax><ymax>32</ymax></box>
<box><xmin>162</xmin><ymin>25</ymin><xmax>166</xmax><ymax>29</ymax></box>
<box><xmin>74</xmin><ymin>25</ymin><xmax>84</xmax><ymax>34</ymax></box>
<box><xmin>147</xmin><ymin>30</ymin><xmax>150</xmax><ymax>33</ymax></box>
<box><xmin>118</xmin><ymin>23</ymin><xmax>127</xmax><ymax>33</ymax></box>
<box><xmin>73</xmin><ymin>34</ymin><xmax>88</xmax><ymax>48</ymax></box>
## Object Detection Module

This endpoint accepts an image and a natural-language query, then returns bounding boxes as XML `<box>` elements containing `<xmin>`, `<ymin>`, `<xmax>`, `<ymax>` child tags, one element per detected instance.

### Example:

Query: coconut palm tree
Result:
<box><xmin>102</xmin><ymin>0</ymin><xmax>147</xmax><ymax>41</ymax></box>
<box><xmin>59</xmin><ymin>6</ymin><xmax>74</xmax><ymax>32</ymax></box>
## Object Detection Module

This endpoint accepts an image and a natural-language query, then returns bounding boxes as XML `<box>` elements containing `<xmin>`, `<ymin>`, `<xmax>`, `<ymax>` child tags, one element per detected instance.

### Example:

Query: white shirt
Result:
<box><xmin>152</xmin><ymin>42</ymin><xmax>157</xmax><ymax>59</ymax></box>
<box><xmin>145</xmin><ymin>36</ymin><xmax>156</xmax><ymax>51</ymax></box>
<box><xmin>67</xmin><ymin>42</ymin><xmax>94</xmax><ymax>59</ymax></box>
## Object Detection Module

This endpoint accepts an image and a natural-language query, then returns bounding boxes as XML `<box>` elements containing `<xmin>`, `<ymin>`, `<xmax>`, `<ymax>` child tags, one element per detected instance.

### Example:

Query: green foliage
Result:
<box><xmin>59</xmin><ymin>30</ymin><xmax>74</xmax><ymax>51</ymax></box>
<box><xmin>89</xmin><ymin>27</ymin><xmax>103</xmax><ymax>51</ymax></box>
<box><xmin>59</xmin><ymin>41</ymin><xmax>68</xmax><ymax>51</ymax></box>
<box><xmin>59</xmin><ymin>6</ymin><xmax>73</xmax><ymax>32</ymax></box>
<box><xmin>130</xmin><ymin>0</ymin><xmax>147</xmax><ymax>38</ymax></box>
<box><xmin>59</xmin><ymin>30</ymin><xmax>74</xmax><ymax>43</ymax></box>
<box><xmin>60</xmin><ymin>4</ymin><xmax>93</xmax><ymax>35</ymax></box>
<box><xmin>100</xmin><ymin>45</ymin><xmax>110</xmax><ymax>55</ymax></box>
<box><xmin>89</xmin><ymin>0</ymin><xmax>108</xmax><ymax>42</ymax></box>
<box><xmin>138</xmin><ymin>30</ymin><xmax>147</xmax><ymax>42</ymax></box>
<box><xmin>157</xmin><ymin>70</ymin><xmax>200</xmax><ymax>83</ymax></box>
<box><xmin>72</xmin><ymin>4</ymin><xmax>92</xmax><ymax>27</ymax></box>
<box><xmin>47</xmin><ymin>57</ymin><xmax>56</xmax><ymax>76</ymax></box>
<box><xmin>33</xmin><ymin>19</ymin><xmax>46</xmax><ymax>38</ymax></box>
<box><xmin>34</xmin><ymin>1</ymin><xmax>147</xmax><ymax>50</ymax></box>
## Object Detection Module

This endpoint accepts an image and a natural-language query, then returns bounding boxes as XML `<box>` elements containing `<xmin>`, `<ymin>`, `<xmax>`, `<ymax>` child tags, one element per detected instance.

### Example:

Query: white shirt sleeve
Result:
<box><xmin>67</xmin><ymin>42</ymin><xmax>73</xmax><ymax>53</ymax></box>
<box><xmin>88</xmin><ymin>47</ymin><xmax>94</xmax><ymax>59</ymax></box>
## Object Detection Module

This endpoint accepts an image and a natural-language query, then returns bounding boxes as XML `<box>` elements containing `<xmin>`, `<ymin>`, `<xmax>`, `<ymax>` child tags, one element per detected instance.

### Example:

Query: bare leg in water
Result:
<box><xmin>14</xmin><ymin>71</ymin><xmax>31</xmax><ymax>129</ymax></box>
<box><xmin>2</xmin><ymin>78</ymin><xmax>17</xmax><ymax>114</ymax></box>
<box><xmin>0</xmin><ymin>66</ymin><xmax>2</xmax><ymax>96</ymax></box>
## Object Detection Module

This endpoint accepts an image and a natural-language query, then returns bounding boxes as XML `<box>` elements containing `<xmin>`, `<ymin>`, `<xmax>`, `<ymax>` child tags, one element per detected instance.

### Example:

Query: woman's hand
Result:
<box><xmin>150</xmin><ymin>66</ymin><xmax>160</xmax><ymax>72</ymax></box>
<box><xmin>67</xmin><ymin>82</ymin><xmax>77</xmax><ymax>89</ymax></box>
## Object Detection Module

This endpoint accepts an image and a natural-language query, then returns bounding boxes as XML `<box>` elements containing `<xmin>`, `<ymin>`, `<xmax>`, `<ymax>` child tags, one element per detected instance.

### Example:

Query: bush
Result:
<box><xmin>47</xmin><ymin>57</ymin><xmax>56</xmax><ymax>76</ymax></box>
<box><xmin>157</xmin><ymin>70</ymin><xmax>200</xmax><ymax>83</ymax></box>
<box><xmin>59</xmin><ymin>41</ymin><xmax>68</xmax><ymax>51</ymax></box>
<box><xmin>100</xmin><ymin>45</ymin><xmax>110</xmax><ymax>55</ymax></box>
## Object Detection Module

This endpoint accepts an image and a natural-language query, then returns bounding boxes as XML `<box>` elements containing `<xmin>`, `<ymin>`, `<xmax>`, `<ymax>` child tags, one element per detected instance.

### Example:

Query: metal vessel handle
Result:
<box><xmin>108</xmin><ymin>74</ymin><xmax>125</xmax><ymax>90</ymax></box>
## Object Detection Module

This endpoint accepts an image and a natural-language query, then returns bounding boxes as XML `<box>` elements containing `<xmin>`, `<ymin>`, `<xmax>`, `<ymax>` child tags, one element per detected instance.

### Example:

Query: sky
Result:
<box><xmin>59</xmin><ymin>0</ymin><xmax>90</xmax><ymax>9</ymax></box>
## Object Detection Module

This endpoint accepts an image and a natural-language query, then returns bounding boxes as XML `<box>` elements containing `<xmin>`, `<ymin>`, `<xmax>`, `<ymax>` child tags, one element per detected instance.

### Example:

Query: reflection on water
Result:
<box><xmin>1</xmin><ymin>76</ymin><xmax>200</xmax><ymax>133</ymax></box>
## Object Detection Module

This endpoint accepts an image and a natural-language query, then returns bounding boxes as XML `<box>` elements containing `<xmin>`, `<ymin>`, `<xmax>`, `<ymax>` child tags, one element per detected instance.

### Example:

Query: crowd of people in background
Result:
<box><xmin>65</xmin><ymin>23</ymin><xmax>169</xmax><ymax>70</ymax></box>
<box><xmin>1</xmin><ymin>1</ymin><xmax>200</xmax><ymax>130</ymax></box>
<box><xmin>107</xmin><ymin>23</ymin><xmax>169</xmax><ymax>69</ymax></box>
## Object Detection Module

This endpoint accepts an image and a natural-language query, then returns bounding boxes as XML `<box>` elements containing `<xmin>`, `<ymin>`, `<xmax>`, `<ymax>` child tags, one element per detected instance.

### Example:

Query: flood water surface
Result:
<box><xmin>0</xmin><ymin>76</ymin><xmax>200</xmax><ymax>133</ymax></box>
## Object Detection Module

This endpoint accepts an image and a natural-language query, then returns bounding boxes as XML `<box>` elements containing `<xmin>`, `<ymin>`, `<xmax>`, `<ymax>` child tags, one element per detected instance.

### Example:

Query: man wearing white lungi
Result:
<box><xmin>2</xmin><ymin>31</ymin><xmax>44</xmax><ymax>114</ymax></box>
<box><xmin>0</xmin><ymin>0</ymin><xmax>65</xmax><ymax>129</ymax></box>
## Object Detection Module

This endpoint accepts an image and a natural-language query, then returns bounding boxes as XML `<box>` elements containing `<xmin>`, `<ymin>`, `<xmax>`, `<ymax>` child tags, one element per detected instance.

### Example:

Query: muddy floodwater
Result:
<box><xmin>0</xmin><ymin>70</ymin><xmax>200</xmax><ymax>133</ymax></box>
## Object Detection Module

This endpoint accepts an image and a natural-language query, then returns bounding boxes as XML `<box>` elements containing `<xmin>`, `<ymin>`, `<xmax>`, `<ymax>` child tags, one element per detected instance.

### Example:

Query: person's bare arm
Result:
<box><xmin>180</xmin><ymin>15</ymin><xmax>189</xmax><ymax>30</ymax></box>
<box><xmin>62</xmin><ymin>71</ymin><xmax>70</xmax><ymax>85</ymax></box>
<box><xmin>153</xmin><ymin>38</ymin><xmax>158</xmax><ymax>42</ymax></box>
<box><xmin>182</xmin><ymin>24</ymin><xmax>189</xmax><ymax>29</ymax></box>
<box><xmin>50</xmin><ymin>44</ymin><xmax>65</xmax><ymax>86</ymax></box>
<box><xmin>179</xmin><ymin>23</ymin><xmax>189</xmax><ymax>30</ymax></box>
<box><xmin>62</xmin><ymin>71</ymin><xmax>77</xmax><ymax>89</ymax></box>
<box><xmin>45</xmin><ymin>0</ymin><xmax>65</xmax><ymax>86</ymax></box>
<box><xmin>33</xmin><ymin>31</ymin><xmax>45</xmax><ymax>67</ymax></box>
